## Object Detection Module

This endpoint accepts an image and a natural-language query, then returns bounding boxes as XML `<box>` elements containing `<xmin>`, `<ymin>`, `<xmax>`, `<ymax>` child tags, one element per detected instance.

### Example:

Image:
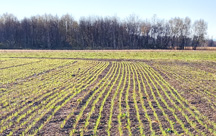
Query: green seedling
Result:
<box><xmin>77</xmin><ymin>99</ymin><xmax>81</xmax><ymax>103</ymax></box>
<box><xmin>121</xmin><ymin>113</ymin><xmax>127</xmax><ymax>119</ymax></box>
<box><xmin>165</xmin><ymin>128</ymin><xmax>174</xmax><ymax>133</ymax></box>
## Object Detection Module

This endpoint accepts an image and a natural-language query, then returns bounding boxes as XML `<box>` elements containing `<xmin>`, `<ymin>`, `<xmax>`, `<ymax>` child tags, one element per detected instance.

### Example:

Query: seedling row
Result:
<box><xmin>0</xmin><ymin>58</ymin><xmax>215</xmax><ymax>135</ymax></box>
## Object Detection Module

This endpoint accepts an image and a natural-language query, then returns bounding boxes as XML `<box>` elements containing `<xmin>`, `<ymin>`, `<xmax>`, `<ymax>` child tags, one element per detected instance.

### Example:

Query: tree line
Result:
<box><xmin>0</xmin><ymin>13</ymin><xmax>208</xmax><ymax>50</ymax></box>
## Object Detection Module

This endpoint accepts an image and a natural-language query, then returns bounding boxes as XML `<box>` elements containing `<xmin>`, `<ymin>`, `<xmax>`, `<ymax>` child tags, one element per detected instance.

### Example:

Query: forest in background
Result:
<box><xmin>0</xmin><ymin>13</ymin><xmax>214</xmax><ymax>50</ymax></box>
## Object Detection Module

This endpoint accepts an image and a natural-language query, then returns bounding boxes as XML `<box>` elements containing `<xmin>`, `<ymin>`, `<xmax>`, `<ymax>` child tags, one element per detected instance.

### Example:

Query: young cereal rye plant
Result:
<box><xmin>160</xmin><ymin>64</ymin><xmax>216</xmax><ymax>110</ymax></box>
<box><xmin>1</xmin><ymin>87</ymin><xmax>56</xmax><ymax>130</ymax></box>
<box><xmin>82</xmin><ymin>63</ymin><xmax>117</xmax><ymax>133</ymax></box>
<box><xmin>61</xmin><ymin>61</ymin><xmax>108</xmax><ymax>128</ymax></box>
<box><xmin>4</xmin><ymin>81</ymin><xmax>72</xmax><ymax>134</ymax></box>
<box><xmin>80</xmin><ymin>63</ymin><xmax>123</xmax><ymax>135</ymax></box>
<box><xmin>7</xmin><ymin>61</ymin><xmax>107</xmax><ymax>135</ymax></box>
<box><xmin>0</xmin><ymin>59</ymin><xmax>70</xmax><ymax>84</ymax></box>
<box><xmin>130</xmin><ymin>63</ymin><xmax>144</xmax><ymax>135</ymax></box>
<box><xmin>14</xmin><ymin>91</ymin><xmax>69</xmax><ymax>135</ymax></box>
<box><xmin>142</xmin><ymin>63</ymin><xmax>209</xmax><ymax>133</ymax></box>
<box><xmin>32</xmin><ymin>62</ymin><xmax>109</xmax><ymax>135</ymax></box>
<box><xmin>135</xmin><ymin>63</ymin><xmax>167</xmax><ymax>136</ymax></box>
<box><xmin>60</xmin><ymin>62</ymin><xmax>109</xmax><ymax>129</ymax></box>
<box><xmin>24</xmin><ymin>79</ymin><xmax>90</xmax><ymax>134</ymax></box>
<box><xmin>149</xmin><ymin>64</ymin><xmax>216</xmax><ymax>119</ymax></box>
<box><xmin>137</xmin><ymin>63</ymin><xmax>192</xmax><ymax>135</ymax></box>
<box><xmin>124</xmin><ymin>63</ymin><xmax>132</xmax><ymax>136</ymax></box>
<box><xmin>107</xmin><ymin>62</ymin><xmax>125</xmax><ymax>136</ymax></box>
<box><xmin>146</xmin><ymin>64</ymin><xmax>216</xmax><ymax>134</ymax></box>
<box><xmin>0</xmin><ymin>58</ymin><xmax>36</xmax><ymax>69</ymax></box>
<box><xmin>162</xmin><ymin>63</ymin><xmax>216</xmax><ymax>100</ymax></box>
<box><xmin>132</xmin><ymin>63</ymin><xmax>156</xmax><ymax>135</ymax></box>
<box><xmin>138</xmin><ymin>62</ymin><xmax>197</xmax><ymax>135</ymax></box>
<box><xmin>93</xmin><ymin>63</ymin><xmax>122</xmax><ymax>135</ymax></box>
<box><xmin>162</xmin><ymin>65</ymin><xmax>216</xmax><ymax>108</ymax></box>
<box><xmin>69</xmin><ymin>62</ymin><xmax>117</xmax><ymax>135</ymax></box>
<box><xmin>117</xmin><ymin>63</ymin><xmax>129</xmax><ymax>136</ymax></box>
<box><xmin>141</xmin><ymin>64</ymin><xmax>179</xmax><ymax>135</ymax></box>
<box><xmin>70</xmin><ymin>62</ymin><xmax>116</xmax><ymax>135</ymax></box>
<box><xmin>0</xmin><ymin>60</ymin><xmax>76</xmax><ymax>110</ymax></box>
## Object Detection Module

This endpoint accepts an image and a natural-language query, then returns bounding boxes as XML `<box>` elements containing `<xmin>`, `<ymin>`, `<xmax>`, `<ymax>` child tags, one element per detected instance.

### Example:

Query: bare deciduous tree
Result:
<box><xmin>0</xmin><ymin>13</ymin><xmax>209</xmax><ymax>50</ymax></box>
<box><xmin>192</xmin><ymin>19</ymin><xmax>207</xmax><ymax>49</ymax></box>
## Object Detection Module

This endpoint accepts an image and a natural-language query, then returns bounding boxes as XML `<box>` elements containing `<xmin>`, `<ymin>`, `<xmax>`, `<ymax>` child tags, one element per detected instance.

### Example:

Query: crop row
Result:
<box><xmin>148</xmin><ymin>61</ymin><xmax>216</xmax><ymax>133</ymax></box>
<box><xmin>0</xmin><ymin>59</ymin><xmax>75</xmax><ymax>84</ymax></box>
<box><xmin>57</xmin><ymin>61</ymin><xmax>215</xmax><ymax>135</ymax></box>
<box><xmin>1</xmin><ymin>60</ymin><xmax>215</xmax><ymax>135</ymax></box>
<box><xmin>0</xmin><ymin>60</ymin><xmax>109</xmax><ymax>135</ymax></box>
<box><xmin>152</xmin><ymin>61</ymin><xmax>216</xmax><ymax>111</ymax></box>
<box><xmin>0</xmin><ymin>59</ymin><xmax>78</xmax><ymax>115</ymax></box>
<box><xmin>0</xmin><ymin>58</ymin><xmax>40</xmax><ymax>69</ymax></box>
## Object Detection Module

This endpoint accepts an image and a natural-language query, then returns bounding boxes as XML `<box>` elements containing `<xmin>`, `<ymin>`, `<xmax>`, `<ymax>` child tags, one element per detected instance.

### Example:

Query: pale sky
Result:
<box><xmin>0</xmin><ymin>0</ymin><xmax>215</xmax><ymax>39</ymax></box>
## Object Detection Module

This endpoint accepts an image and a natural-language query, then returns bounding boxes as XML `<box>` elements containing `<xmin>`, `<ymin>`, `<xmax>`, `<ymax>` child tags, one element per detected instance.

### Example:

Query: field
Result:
<box><xmin>0</xmin><ymin>50</ymin><xmax>216</xmax><ymax>136</ymax></box>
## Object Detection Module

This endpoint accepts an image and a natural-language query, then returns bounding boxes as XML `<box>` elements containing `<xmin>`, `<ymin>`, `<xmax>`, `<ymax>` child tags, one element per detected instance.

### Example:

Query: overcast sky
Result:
<box><xmin>0</xmin><ymin>0</ymin><xmax>215</xmax><ymax>39</ymax></box>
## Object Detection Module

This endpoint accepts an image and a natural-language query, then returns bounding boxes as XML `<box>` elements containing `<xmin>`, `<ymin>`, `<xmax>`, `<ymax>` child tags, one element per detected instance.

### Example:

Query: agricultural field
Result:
<box><xmin>0</xmin><ymin>50</ymin><xmax>216</xmax><ymax>136</ymax></box>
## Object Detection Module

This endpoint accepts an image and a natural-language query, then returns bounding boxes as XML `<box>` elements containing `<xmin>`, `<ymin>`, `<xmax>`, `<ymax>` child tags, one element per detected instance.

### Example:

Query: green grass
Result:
<box><xmin>1</xmin><ymin>50</ymin><xmax>216</xmax><ymax>61</ymax></box>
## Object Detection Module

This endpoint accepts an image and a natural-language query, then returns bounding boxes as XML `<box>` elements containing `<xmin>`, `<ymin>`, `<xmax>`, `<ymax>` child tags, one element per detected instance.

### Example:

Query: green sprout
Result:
<box><xmin>165</xmin><ymin>128</ymin><xmax>174</xmax><ymax>133</ymax></box>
